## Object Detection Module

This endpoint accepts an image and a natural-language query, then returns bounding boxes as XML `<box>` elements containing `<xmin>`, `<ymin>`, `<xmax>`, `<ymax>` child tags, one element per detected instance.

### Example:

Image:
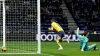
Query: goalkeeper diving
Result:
<box><xmin>48</xmin><ymin>19</ymin><xmax>69</xmax><ymax>50</ymax></box>
<box><xmin>76</xmin><ymin>28</ymin><xmax>98</xmax><ymax>51</ymax></box>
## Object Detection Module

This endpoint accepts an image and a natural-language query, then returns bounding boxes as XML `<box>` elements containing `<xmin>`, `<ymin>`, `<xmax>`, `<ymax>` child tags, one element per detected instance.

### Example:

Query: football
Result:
<box><xmin>2</xmin><ymin>47</ymin><xmax>6</xmax><ymax>52</ymax></box>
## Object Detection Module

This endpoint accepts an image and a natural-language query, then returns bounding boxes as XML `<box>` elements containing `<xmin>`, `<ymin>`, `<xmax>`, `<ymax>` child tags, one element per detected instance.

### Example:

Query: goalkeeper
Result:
<box><xmin>48</xmin><ymin>19</ymin><xmax>69</xmax><ymax>50</ymax></box>
<box><xmin>76</xmin><ymin>28</ymin><xmax>98</xmax><ymax>51</ymax></box>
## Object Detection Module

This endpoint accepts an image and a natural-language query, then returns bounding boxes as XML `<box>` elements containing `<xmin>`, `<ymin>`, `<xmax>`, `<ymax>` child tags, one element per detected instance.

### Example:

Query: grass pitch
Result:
<box><xmin>0</xmin><ymin>42</ymin><xmax>100</xmax><ymax>56</ymax></box>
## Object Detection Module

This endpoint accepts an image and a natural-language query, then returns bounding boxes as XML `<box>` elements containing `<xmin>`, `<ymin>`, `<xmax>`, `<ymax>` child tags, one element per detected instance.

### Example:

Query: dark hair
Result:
<box><xmin>82</xmin><ymin>32</ymin><xmax>88</xmax><ymax>36</ymax></box>
<box><xmin>51</xmin><ymin>19</ymin><xmax>57</xmax><ymax>22</ymax></box>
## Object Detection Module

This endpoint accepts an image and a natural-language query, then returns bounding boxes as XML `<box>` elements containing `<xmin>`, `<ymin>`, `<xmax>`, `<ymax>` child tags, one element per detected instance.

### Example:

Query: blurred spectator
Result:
<box><xmin>65</xmin><ymin>0</ymin><xmax>100</xmax><ymax>31</ymax></box>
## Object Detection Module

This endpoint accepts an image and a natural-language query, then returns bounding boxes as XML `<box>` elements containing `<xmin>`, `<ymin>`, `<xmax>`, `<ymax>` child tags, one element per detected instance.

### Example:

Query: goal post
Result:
<box><xmin>37</xmin><ymin>0</ymin><xmax>41</xmax><ymax>54</ymax></box>
<box><xmin>2</xmin><ymin>0</ymin><xmax>6</xmax><ymax>48</ymax></box>
<box><xmin>0</xmin><ymin>0</ymin><xmax>41</xmax><ymax>54</ymax></box>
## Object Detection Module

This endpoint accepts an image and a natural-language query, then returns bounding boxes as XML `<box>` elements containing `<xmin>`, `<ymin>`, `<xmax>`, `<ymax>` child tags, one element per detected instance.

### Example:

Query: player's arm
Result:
<box><xmin>48</xmin><ymin>23</ymin><xmax>54</xmax><ymax>31</ymax></box>
<box><xmin>76</xmin><ymin>28</ymin><xmax>83</xmax><ymax>38</ymax></box>
<box><xmin>76</xmin><ymin>28</ymin><xmax>81</xmax><ymax>37</ymax></box>
<box><xmin>76</xmin><ymin>28</ymin><xmax>79</xmax><ymax>35</ymax></box>
<box><xmin>48</xmin><ymin>27</ymin><xmax>53</xmax><ymax>31</ymax></box>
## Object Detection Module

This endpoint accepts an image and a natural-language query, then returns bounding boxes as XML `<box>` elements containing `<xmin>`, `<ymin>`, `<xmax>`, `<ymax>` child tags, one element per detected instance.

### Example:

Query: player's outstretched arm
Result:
<box><xmin>76</xmin><ymin>28</ymin><xmax>79</xmax><ymax>36</ymax></box>
<box><xmin>76</xmin><ymin>28</ymin><xmax>83</xmax><ymax>38</ymax></box>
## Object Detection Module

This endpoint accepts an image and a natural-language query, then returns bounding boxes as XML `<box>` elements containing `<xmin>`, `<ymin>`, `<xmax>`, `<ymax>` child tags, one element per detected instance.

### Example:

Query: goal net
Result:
<box><xmin>0</xmin><ymin>0</ymin><xmax>41</xmax><ymax>54</ymax></box>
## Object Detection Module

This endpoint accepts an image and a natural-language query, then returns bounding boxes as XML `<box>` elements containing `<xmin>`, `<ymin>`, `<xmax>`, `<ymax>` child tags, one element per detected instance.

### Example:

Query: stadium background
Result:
<box><xmin>0</xmin><ymin>0</ymin><xmax>100</xmax><ymax>42</ymax></box>
<box><xmin>41</xmin><ymin>0</ymin><xmax>100</xmax><ymax>42</ymax></box>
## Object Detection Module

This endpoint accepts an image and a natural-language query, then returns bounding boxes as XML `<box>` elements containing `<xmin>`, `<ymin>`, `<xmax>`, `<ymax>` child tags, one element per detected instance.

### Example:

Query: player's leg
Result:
<box><xmin>56</xmin><ymin>38</ymin><xmax>63</xmax><ymax>50</ymax></box>
<box><xmin>62</xmin><ymin>37</ymin><xmax>70</xmax><ymax>43</ymax></box>
<box><xmin>93</xmin><ymin>43</ymin><xmax>98</xmax><ymax>50</ymax></box>
<box><xmin>62</xmin><ymin>39</ymin><xmax>69</xmax><ymax>43</ymax></box>
<box><xmin>56</xmin><ymin>31</ymin><xmax>65</xmax><ymax>50</ymax></box>
<box><xmin>85</xmin><ymin>43</ymin><xmax>98</xmax><ymax>51</ymax></box>
<box><xmin>81</xmin><ymin>38</ymin><xmax>89</xmax><ymax>51</ymax></box>
<box><xmin>81</xmin><ymin>42</ymin><xmax>87</xmax><ymax>51</ymax></box>
<box><xmin>60</xmin><ymin>31</ymin><xmax>69</xmax><ymax>43</ymax></box>
<box><xmin>80</xmin><ymin>42</ymin><xmax>83</xmax><ymax>50</ymax></box>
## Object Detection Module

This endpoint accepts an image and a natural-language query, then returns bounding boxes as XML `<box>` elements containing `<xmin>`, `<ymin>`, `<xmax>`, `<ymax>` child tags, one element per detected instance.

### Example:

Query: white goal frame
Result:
<box><xmin>0</xmin><ymin>0</ymin><xmax>41</xmax><ymax>54</ymax></box>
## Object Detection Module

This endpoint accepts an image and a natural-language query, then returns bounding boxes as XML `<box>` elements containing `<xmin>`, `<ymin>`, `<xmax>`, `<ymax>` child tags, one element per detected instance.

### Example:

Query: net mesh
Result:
<box><xmin>0</xmin><ymin>0</ymin><xmax>38</xmax><ymax>53</ymax></box>
<box><xmin>0</xmin><ymin>1</ymin><xmax>3</xmax><ymax>49</ymax></box>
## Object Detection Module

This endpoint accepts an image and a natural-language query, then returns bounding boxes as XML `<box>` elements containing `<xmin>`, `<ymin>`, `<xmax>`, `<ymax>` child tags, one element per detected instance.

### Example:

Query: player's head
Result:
<box><xmin>82</xmin><ymin>32</ymin><xmax>88</xmax><ymax>37</ymax></box>
<box><xmin>51</xmin><ymin>19</ymin><xmax>57</xmax><ymax>22</ymax></box>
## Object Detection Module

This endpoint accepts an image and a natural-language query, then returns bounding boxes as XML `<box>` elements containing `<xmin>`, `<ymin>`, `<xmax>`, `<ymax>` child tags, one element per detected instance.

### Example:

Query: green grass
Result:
<box><xmin>0</xmin><ymin>41</ymin><xmax>37</xmax><ymax>53</ymax></box>
<box><xmin>0</xmin><ymin>42</ymin><xmax>100</xmax><ymax>56</ymax></box>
